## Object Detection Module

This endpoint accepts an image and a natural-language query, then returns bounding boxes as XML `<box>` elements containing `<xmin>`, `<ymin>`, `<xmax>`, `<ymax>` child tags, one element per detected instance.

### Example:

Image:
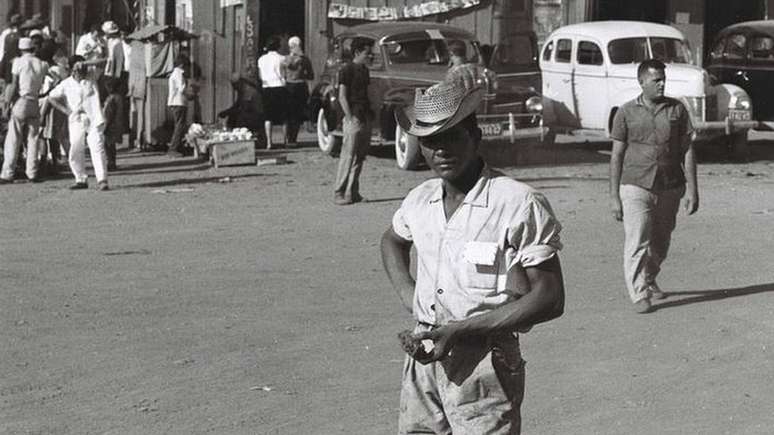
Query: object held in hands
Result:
<box><xmin>398</xmin><ymin>329</ymin><xmax>431</xmax><ymax>362</ymax></box>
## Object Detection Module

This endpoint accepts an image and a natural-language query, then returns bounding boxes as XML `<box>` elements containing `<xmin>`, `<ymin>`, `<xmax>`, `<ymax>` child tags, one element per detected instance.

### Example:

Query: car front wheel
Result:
<box><xmin>394</xmin><ymin>123</ymin><xmax>421</xmax><ymax>170</ymax></box>
<box><xmin>317</xmin><ymin>108</ymin><xmax>341</xmax><ymax>156</ymax></box>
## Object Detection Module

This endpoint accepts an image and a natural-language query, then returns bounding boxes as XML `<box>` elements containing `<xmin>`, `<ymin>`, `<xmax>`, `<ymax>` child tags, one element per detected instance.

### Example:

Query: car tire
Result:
<box><xmin>394</xmin><ymin>123</ymin><xmax>421</xmax><ymax>170</ymax></box>
<box><xmin>542</xmin><ymin>129</ymin><xmax>556</xmax><ymax>146</ymax></box>
<box><xmin>317</xmin><ymin>108</ymin><xmax>341</xmax><ymax>156</ymax></box>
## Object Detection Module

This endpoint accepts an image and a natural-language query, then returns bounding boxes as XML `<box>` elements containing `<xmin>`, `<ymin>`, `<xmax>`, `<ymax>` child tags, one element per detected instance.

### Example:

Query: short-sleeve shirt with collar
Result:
<box><xmin>610</xmin><ymin>95</ymin><xmax>694</xmax><ymax>191</ymax></box>
<box><xmin>49</xmin><ymin>76</ymin><xmax>105</xmax><ymax>128</ymax></box>
<box><xmin>391</xmin><ymin>166</ymin><xmax>563</xmax><ymax>326</ymax></box>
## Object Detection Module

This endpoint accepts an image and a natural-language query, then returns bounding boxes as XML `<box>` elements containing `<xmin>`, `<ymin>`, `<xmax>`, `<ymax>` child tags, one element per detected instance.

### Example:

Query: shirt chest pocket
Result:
<box><xmin>445</xmin><ymin>240</ymin><xmax>500</xmax><ymax>290</ymax></box>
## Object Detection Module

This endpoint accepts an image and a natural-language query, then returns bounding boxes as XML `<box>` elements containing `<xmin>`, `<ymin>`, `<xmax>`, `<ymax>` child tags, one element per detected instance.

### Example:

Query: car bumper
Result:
<box><xmin>476</xmin><ymin>113</ymin><xmax>548</xmax><ymax>143</ymax></box>
<box><xmin>694</xmin><ymin>117</ymin><xmax>759</xmax><ymax>135</ymax></box>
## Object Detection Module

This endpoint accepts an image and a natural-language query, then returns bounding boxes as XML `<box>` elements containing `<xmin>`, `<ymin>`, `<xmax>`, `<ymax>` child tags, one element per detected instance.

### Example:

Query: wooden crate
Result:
<box><xmin>210</xmin><ymin>140</ymin><xmax>256</xmax><ymax>167</ymax></box>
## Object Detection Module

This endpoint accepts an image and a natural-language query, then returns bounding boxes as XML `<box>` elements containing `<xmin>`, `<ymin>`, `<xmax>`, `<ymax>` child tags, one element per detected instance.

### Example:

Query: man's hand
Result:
<box><xmin>412</xmin><ymin>322</ymin><xmax>461</xmax><ymax>364</ymax></box>
<box><xmin>610</xmin><ymin>196</ymin><xmax>623</xmax><ymax>221</ymax></box>
<box><xmin>683</xmin><ymin>191</ymin><xmax>699</xmax><ymax>215</ymax></box>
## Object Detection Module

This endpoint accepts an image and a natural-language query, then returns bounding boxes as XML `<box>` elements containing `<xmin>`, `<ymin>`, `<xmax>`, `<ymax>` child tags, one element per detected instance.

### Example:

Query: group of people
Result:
<box><xmin>378</xmin><ymin>58</ymin><xmax>698</xmax><ymax>433</ymax></box>
<box><xmin>0</xmin><ymin>14</ymin><xmax>133</xmax><ymax>190</ymax></box>
<box><xmin>244</xmin><ymin>34</ymin><xmax>314</xmax><ymax>150</ymax></box>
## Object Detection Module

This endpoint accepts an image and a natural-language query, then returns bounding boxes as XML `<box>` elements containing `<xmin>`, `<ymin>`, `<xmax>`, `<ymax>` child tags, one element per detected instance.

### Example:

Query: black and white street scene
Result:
<box><xmin>2</xmin><ymin>1</ymin><xmax>774</xmax><ymax>434</ymax></box>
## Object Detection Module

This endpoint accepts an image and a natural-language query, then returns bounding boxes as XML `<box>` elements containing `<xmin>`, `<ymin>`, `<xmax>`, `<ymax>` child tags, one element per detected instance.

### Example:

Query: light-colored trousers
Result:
<box><xmin>1</xmin><ymin>98</ymin><xmax>40</xmax><ymax>180</ymax></box>
<box><xmin>68</xmin><ymin>116</ymin><xmax>108</xmax><ymax>183</ymax></box>
<box><xmin>399</xmin><ymin>324</ymin><xmax>525</xmax><ymax>434</ymax></box>
<box><xmin>620</xmin><ymin>183</ymin><xmax>685</xmax><ymax>302</ymax></box>
<box><xmin>334</xmin><ymin>116</ymin><xmax>371</xmax><ymax>200</ymax></box>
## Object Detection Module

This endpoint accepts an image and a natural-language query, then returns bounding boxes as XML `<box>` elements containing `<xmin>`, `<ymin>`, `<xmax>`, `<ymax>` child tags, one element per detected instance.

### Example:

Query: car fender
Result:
<box><xmin>712</xmin><ymin>83</ymin><xmax>751</xmax><ymax>118</ymax></box>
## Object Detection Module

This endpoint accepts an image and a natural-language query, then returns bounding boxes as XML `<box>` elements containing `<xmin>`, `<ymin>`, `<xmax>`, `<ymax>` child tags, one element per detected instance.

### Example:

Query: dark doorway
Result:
<box><xmin>259</xmin><ymin>0</ymin><xmax>305</xmax><ymax>53</ymax></box>
<box><xmin>594</xmin><ymin>0</ymin><xmax>668</xmax><ymax>22</ymax></box>
<box><xmin>704</xmin><ymin>0</ymin><xmax>765</xmax><ymax>57</ymax></box>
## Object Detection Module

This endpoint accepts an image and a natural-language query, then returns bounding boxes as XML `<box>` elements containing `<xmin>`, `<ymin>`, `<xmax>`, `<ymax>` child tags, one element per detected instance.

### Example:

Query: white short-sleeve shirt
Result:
<box><xmin>49</xmin><ymin>76</ymin><xmax>105</xmax><ymax>128</ymax></box>
<box><xmin>391</xmin><ymin>166</ymin><xmax>562</xmax><ymax>326</ymax></box>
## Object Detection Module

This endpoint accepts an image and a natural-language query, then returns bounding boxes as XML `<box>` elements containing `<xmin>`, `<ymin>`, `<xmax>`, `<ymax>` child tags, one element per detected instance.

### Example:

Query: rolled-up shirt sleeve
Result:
<box><xmin>391</xmin><ymin>202</ymin><xmax>413</xmax><ymax>241</ymax></box>
<box><xmin>609</xmin><ymin>107</ymin><xmax>627</xmax><ymax>142</ymax></box>
<box><xmin>508</xmin><ymin>192</ymin><xmax>562</xmax><ymax>268</ymax></box>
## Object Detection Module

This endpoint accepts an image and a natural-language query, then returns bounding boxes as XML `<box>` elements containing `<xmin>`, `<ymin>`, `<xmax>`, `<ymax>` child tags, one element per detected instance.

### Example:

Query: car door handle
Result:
<box><xmin>561</xmin><ymin>79</ymin><xmax>570</xmax><ymax>83</ymax></box>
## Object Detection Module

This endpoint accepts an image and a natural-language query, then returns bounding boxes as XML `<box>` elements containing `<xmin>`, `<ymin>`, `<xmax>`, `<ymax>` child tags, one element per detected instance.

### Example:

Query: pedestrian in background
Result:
<box><xmin>102</xmin><ymin>77</ymin><xmax>126</xmax><ymax>171</ymax></box>
<box><xmin>0</xmin><ymin>14</ymin><xmax>24</xmax><ymax>85</ymax></box>
<box><xmin>333</xmin><ymin>37</ymin><xmax>373</xmax><ymax>205</ymax></box>
<box><xmin>257</xmin><ymin>35</ymin><xmax>287</xmax><ymax>149</ymax></box>
<box><xmin>448</xmin><ymin>40</ymin><xmax>468</xmax><ymax>67</ymax></box>
<box><xmin>166</xmin><ymin>54</ymin><xmax>188</xmax><ymax>158</ymax></box>
<box><xmin>382</xmin><ymin>66</ymin><xmax>565</xmax><ymax>434</ymax></box>
<box><xmin>39</xmin><ymin>48</ymin><xmax>70</xmax><ymax>176</ymax></box>
<box><xmin>0</xmin><ymin>37</ymin><xmax>48</xmax><ymax>184</ymax></box>
<box><xmin>609</xmin><ymin>59</ymin><xmax>699</xmax><ymax>314</ymax></box>
<box><xmin>218</xmin><ymin>72</ymin><xmax>263</xmax><ymax>133</ymax></box>
<box><xmin>283</xmin><ymin>35</ymin><xmax>314</xmax><ymax>147</ymax></box>
<box><xmin>46</xmin><ymin>56</ymin><xmax>109</xmax><ymax>191</ymax></box>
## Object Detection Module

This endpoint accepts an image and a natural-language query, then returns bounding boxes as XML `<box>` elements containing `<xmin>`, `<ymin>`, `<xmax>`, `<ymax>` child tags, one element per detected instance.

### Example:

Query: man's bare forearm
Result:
<box><xmin>380</xmin><ymin>228</ymin><xmax>415</xmax><ymax>314</ymax></box>
<box><xmin>609</xmin><ymin>140</ymin><xmax>626</xmax><ymax>198</ymax></box>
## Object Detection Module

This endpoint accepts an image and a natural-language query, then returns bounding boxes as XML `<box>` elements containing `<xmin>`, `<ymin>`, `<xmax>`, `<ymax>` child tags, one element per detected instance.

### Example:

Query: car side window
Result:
<box><xmin>608</xmin><ymin>38</ymin><xmax>649</xmax><ymax>64</ymax></box>
<box><xmin>710</xmin><ymin>37</ymin><xmax>726</xmax><ymax>61</ymax></box>
<box><xmin>724</xmin><ymin>33</ymin><xmax>748</xmax><ymax>60</ymax></box>
<box><xmin>556</xmin><ymin>39</ymin><xmax>572</xmax><ymax>63</ymax></box>
<box><xmin>577</xmin><ymin>40</ymin><xmax>603</xmax><ymax>65</ymax></box>
<box><xmin>543</xmin><ymin>40</ymin><xmax>554</xmax><ymax>62</ymax></box>
<box><xmin>750</xmin><ymin>35</ymin><xmax>774</xmax><ymax>60</ymax></box>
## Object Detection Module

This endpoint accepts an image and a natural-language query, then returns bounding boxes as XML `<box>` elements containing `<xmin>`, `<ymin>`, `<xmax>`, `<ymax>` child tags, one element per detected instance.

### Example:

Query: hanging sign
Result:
<box><xmin>328</xmin><ymin>0</ymin><xmax>481</xmax><ymax>21</ymax></box>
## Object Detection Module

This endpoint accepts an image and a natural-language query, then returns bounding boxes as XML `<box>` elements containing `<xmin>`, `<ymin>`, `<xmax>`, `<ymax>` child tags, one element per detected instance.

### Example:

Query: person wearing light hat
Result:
<box><xmin>381</xmin><ymin>65</ymin><xmax>566</xmax><ymax>434</ymax></box>
<box><xmin>0</xmin><ymin>37</ymin><xmax>49</xmax><ymax>183</ymax></box>
<box><xmin>101</xmin><ymin>21</ymin><xmax>124</xmax><ymax>79</ymax></box>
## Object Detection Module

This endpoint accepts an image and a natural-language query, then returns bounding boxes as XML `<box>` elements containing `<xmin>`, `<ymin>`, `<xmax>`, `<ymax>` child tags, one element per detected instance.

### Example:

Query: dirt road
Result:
<box><xmin>1</xmin><ymin>136</ymin><xmax>773</xmax><ymax>434</ymax></box>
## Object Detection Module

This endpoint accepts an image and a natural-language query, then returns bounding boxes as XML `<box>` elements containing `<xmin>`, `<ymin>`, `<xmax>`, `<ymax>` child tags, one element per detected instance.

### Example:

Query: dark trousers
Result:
<box><xmin>334</xmin><ymin>116</ymin><xmax>371</xmax><ymax>200</ymax></box>
<box><xmin>168</xmin><ymin>106</ymin><xmax>187</xmax><ymax>152</ymax></box>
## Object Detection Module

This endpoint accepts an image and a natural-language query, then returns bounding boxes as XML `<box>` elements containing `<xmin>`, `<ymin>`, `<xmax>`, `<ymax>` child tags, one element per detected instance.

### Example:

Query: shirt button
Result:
<box><xmin>437</xmin><ymin>289</ymin><xmax>444</xmax><ymax>295</ymax></box>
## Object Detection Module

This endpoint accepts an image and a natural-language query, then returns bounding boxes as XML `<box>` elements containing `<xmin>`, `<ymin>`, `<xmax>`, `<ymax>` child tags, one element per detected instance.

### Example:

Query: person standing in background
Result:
<box><xmin>333</xmin><ymin>38</ymin><xmax>373</xmax><ymax>205</ymax></box>
<box><xmin>102</xmin><ymin>77</ymin><xmax>126</xmax><ymax>171</ymax></box>
<box><xmin>283</xmin><ymin>36</ymin><xmax>314</xmax><ymax>147</ymax></box>
<box><xmin>257</xmin><ymin>35</ymin><xmax>287</xmax><ymax>149</ymax></box>
<box><xmin>0</xmin><ymin>14</ymin><xmax>24</xmax><ymax>85</ymax></box>
<box><xmin>166</xmin><ymin>54</ymin><xmax>188</xmax><ymax>158</ymax></box>
<box><xmin>46</xmin><ymin>55</ymin><xmax>109</xmax><ymax>191</ymax></box>
<box><xmin>0</xmin><ymin>37</ymin><xmax>48</xmax><ymax>184</ymax></box>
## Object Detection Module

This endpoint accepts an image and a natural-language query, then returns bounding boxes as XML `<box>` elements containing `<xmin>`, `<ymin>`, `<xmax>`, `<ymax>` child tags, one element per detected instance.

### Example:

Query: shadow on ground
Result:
<box><xmin>652</xmin><ymin>283</ymin><xmax>774</xmax><ymax>312</ymax></box>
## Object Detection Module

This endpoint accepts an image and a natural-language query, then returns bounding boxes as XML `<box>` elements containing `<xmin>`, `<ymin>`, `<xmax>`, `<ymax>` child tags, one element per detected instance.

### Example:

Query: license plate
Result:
<box><xmin>729</xmin><ymin>110</ymin><xmax>751</xmax><ymax>121</ymax></box>
<box><xmin>479</xmin><ymin>122</ymin><xmax>503</xmax><ymax>136</ymax></box>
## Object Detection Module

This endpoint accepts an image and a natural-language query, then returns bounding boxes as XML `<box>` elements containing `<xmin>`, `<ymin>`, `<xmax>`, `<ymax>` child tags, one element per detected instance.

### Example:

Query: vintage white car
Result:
<box><xmin>540</xmin><ymin>21</ymin><xmax>758</xmax><ymax>151</ymax></box>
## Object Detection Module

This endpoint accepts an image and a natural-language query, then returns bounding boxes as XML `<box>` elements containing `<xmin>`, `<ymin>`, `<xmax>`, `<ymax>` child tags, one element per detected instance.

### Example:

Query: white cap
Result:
<box><xmin>18</xmin><ymin>37</ymin><xmax>34</xmax><ymax>50</ymax></box>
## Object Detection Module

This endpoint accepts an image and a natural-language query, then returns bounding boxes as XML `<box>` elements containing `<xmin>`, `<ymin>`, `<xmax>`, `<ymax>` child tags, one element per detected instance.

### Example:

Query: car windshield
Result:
<box><xmin>384</xmin><ymin>38</ymin><xmax>479</xmax><ymax>66</ymax></box>
<box><xmin>608</xmin><ymin>37</ymin><xmax>692</xmax><ymax>64</ymax></box>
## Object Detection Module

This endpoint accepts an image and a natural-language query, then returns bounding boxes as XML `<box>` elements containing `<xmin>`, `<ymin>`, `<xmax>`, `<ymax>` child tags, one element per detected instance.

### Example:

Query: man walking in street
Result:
<box><xmin>333</xmin><ymin>38</ymin><xmax>373</xmax><ymax>205</ymax></box>
<box><xmin>609</xmin><ymin>59</ymin><xmax>699</xmax><ymax>314</ymax></box>
<box><xmin>0</xmin><ymin>37</ymin><xmax>48</xmax><ymax>184</ymax></box>
<box><xmin>166</xmin><ymin>54</ymin><xmax>188</xmax><ymax>158</ymax></box>
<box><xmin>381</xmin><ymin>67</ymin><xmax>565</xmax><ymax>434</ymax></box>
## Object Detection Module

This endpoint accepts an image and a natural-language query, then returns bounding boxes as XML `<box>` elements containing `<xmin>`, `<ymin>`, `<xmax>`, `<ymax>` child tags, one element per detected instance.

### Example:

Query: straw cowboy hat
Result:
<box><xmin>396</xmin><ymin>66</ymin><xmax>484</xmax><ymax>137</ymax></box>
<box><xmin>101</xmin><ymin>21</ymin><xmax>119</xmax><ymax>35</ymax></box>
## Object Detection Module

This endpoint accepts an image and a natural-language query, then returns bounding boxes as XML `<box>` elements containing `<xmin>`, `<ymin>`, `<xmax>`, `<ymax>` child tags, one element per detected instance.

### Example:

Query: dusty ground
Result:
<box><xmin>1</xmin><ymin>133</ymin><xmax>773</xmax><ymax>434</ymax></box>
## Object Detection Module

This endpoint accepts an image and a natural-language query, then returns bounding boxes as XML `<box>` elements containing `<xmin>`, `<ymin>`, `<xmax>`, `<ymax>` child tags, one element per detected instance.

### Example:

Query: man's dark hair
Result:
<box><xmin>350</xmin><ymin>37</ymin><xmax>373</xmax><ymax>55</ymax></box>
<box><xmin>448</xmin><ymin>40</ymin><xmax>467</xmax><ymax>58</ymax></box>
<box><xmin>637</xmin><ymin>59</ymin><xmax>666</xmax><ymax>80</ymax></box>
<box><xmin>265</xmin><ymin>35</ymin><xmax>281</xmax><ymax>52</ymax></box>
<box><xmin>68</xmin><ymin>54</ymin><xmax>85</xmax><ymax>70</ymax></box>
<box><xmin>89</xmin><ymin>23</ymin><xmax>101</xmax><ymax>33</ymax></box>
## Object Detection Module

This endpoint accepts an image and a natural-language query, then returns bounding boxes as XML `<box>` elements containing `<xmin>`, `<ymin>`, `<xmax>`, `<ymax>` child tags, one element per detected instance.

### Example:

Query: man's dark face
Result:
<box><xmin>419</xmin><ymin>123</ymin><xmax>480</xmax><ymax>180</ymax></box>
<box><xmin>639</xmin><ymin>67</ymin><xmax>666</xmax><ymax>100</ymax></box>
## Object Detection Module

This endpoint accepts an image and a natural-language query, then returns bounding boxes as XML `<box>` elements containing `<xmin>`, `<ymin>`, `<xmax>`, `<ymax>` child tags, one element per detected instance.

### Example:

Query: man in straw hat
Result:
<box><xmin>1</xmin><ymin>37</ymin><xmax>48</xmax><ymax>183</ymax></box>
<box><xmin>381</xmin><ymin>65</ymin><xmax>565</xmax><ymax>434</ymax></box>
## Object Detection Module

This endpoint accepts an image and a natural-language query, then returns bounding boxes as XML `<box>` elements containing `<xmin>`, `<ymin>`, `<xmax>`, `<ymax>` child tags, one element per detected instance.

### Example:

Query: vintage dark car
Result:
<box><xmin>311</xmin><ymin>22</ymin><xmax>547</xmax><ymax>170</ymax></box>
<box><xmin>707</xmin><ymin>20</ymin><xmax>774</xmax><ymax>131</ymax></box>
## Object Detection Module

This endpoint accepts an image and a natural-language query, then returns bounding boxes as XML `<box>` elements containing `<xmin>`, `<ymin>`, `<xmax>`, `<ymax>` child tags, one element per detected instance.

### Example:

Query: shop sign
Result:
<box><xmin>328</xmin><ymin>0</ymin><xmax>481</xmax><ymax>21</ymax></box>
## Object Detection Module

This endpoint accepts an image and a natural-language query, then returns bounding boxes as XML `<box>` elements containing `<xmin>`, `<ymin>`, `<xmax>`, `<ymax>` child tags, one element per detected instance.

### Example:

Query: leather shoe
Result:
<box><xmin>69</xmin><ymin>181</ymin><xmax>88</xmax><ymax>190</ymax></box>
<box><xmin>0</xmin><ymin>177</ymin><xmax>14</xmax><ymax>184</ymax></box>
<box><xmin>634</xmin><ymin>298</ymin><xmax>652</xmax><ymax>314</ymax></box>
<box><xmin>97</xmin><ymin>180</ymin><xmax>110</xmax><ymax>191</ymax></box>
<box><xmin>334</xmin><ymin>195</ymin><xmax>353</xmax><ymax>206</ymax></box>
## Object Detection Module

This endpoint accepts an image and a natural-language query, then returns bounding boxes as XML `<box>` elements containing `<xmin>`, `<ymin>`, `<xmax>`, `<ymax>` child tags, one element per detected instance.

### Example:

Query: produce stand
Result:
<box><xmin>186</xmin><ymin>124</ymin><xmax>257</xmax><ymax>167</ymax></box>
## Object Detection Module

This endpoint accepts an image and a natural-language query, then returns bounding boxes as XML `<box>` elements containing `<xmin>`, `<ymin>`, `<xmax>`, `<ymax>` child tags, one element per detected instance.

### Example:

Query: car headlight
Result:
<box><xmin>732</xmin><ymin>94</ymin><xmax>752</xmax><ymax>110</ymax></box>
<box><xmin>525</xmin><ymin>96</ymin><xmax>543</xmax><ymax>113</ymax></box>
